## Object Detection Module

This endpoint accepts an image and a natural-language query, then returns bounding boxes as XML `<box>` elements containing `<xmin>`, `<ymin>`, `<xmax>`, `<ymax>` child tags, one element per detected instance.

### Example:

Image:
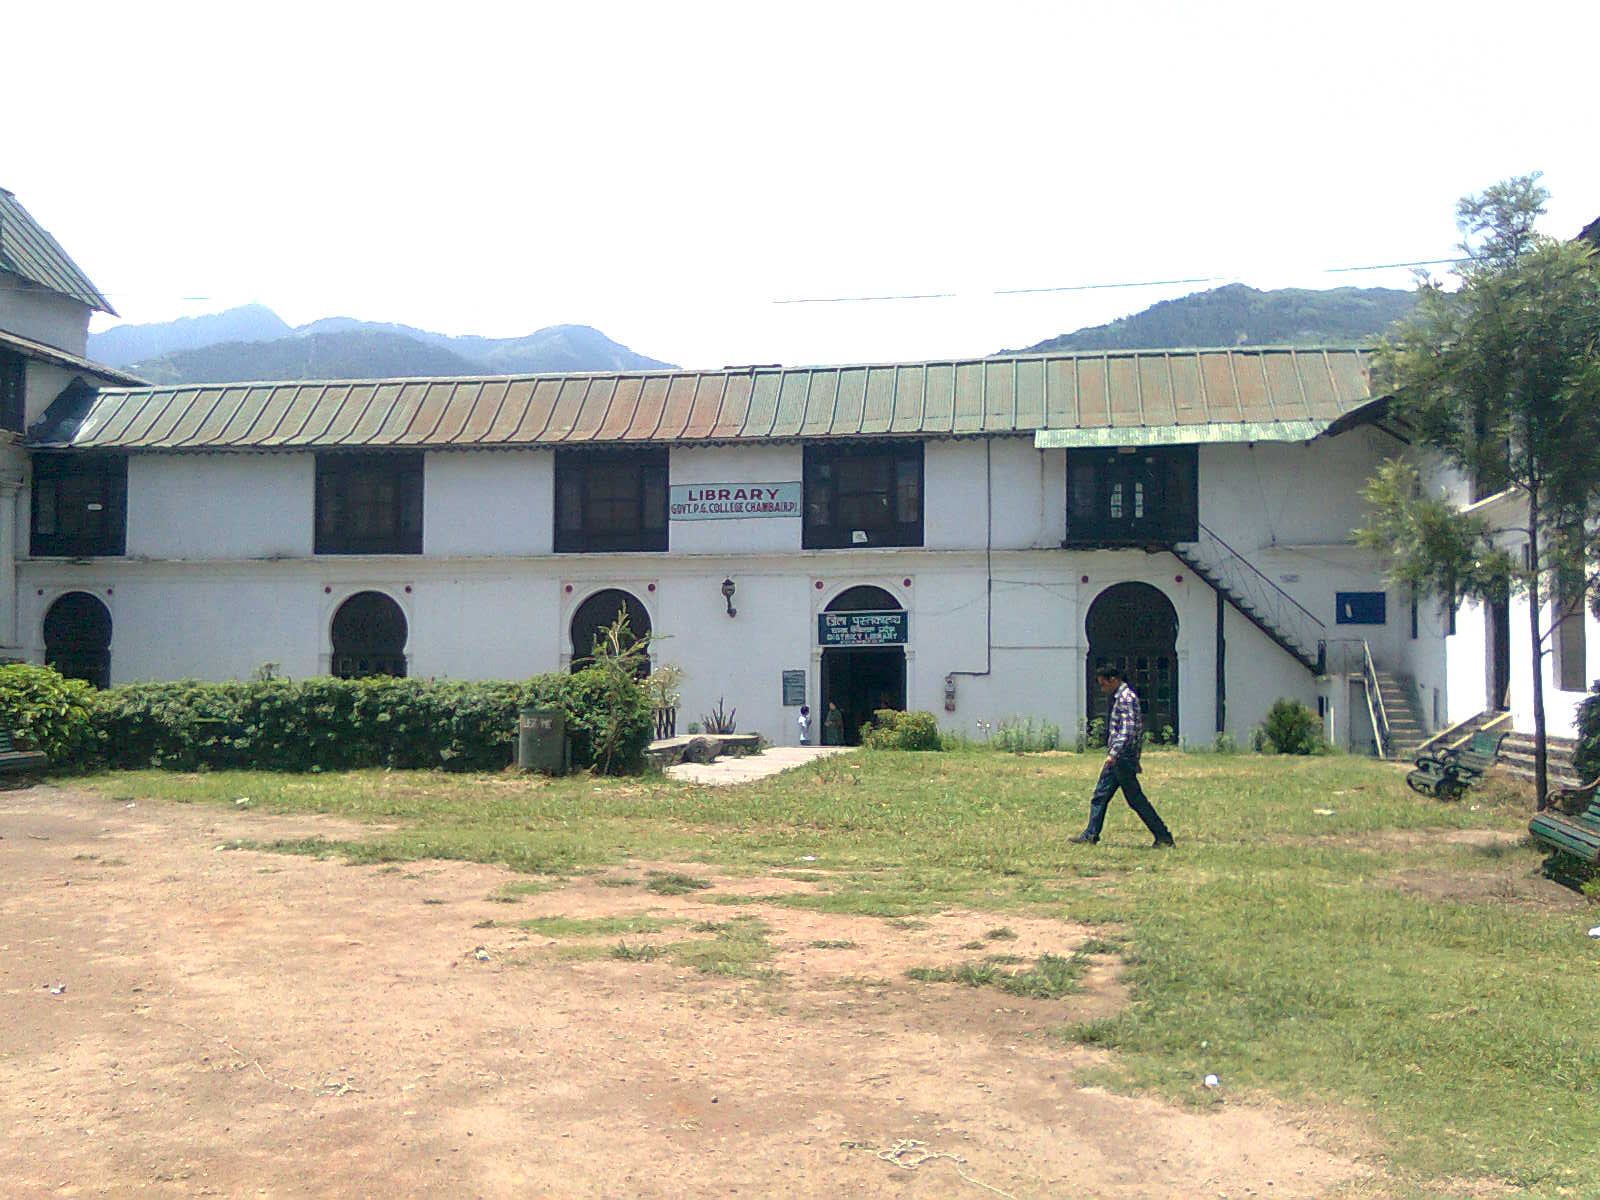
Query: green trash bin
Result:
<box><xmin>518</xmin><ymin>706</ymin><xmax>566</xmax><ymax>774</ymax></box>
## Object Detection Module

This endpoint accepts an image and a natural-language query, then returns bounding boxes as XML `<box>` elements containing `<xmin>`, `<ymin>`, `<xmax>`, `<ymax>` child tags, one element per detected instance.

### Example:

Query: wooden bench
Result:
<box><xmin>0</xmin><ymin>728</ymin><xmax>48</xmax><ymax>774</ymax></box>
<box><xmin>1406</xmin><ymin>730</ymin><xmax>1508</xmax><ymax>799</ymax></box>
<box><xmin>1528</xmin><ymin>778</ymin><xmax>1600</xmax><ymax>865</ymax></box>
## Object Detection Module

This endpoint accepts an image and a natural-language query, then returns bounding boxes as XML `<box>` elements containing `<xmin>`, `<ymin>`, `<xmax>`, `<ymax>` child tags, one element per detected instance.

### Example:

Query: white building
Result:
<box><xmin>17</xmin><ymin>337</ymin><xmax>1448</xmax><ymax>749</ymax></box>
<box><xmin>15</xmin><ymin>182</ymin><xmax>1581</xmax><ymax>753</ymax></box>
<box><xmin>0</xmin><ymin>186</ymin><xmax>143</xmax><ymax>664</ymax></box>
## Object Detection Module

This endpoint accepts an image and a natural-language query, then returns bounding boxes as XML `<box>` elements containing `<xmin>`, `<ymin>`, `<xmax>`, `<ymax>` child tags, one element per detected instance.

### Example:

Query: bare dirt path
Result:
<box><xmin>0</xmin><ymin>786</ymin><xmax>1367</xmax><ymax>1198</ymax></box>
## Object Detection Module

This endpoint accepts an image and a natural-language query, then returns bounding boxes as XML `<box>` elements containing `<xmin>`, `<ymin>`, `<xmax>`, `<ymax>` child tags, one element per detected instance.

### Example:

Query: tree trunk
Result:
<box><xmin>1526</xmin><ymin>491</ymin><xmax>1549</xmax><ymax>811</ymax></box>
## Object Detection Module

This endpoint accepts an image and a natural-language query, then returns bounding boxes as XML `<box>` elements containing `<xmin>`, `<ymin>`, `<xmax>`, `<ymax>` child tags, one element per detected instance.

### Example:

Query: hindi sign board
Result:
<box><xmin>669</xmin><ymin>482</ymin><xmax>801</xmax><ymax>521</ymax></box>
<box><xmin>781</xmin><ymin>669</ymin><xmax>806</xmax><ymax>706</ymax></box>
<box><xmin>817</xmin><ymin>610</ymin><xmax>908</xmax><ymax>647</ymax></box>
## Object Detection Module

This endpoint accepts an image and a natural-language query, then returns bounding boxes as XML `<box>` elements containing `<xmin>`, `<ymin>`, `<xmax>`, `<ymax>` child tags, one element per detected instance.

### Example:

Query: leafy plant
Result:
<box><xmin>1574</xmin><ymin>688</ymin><xmax>1599</xmax><ymax>784</ymax></box>
<box><xmin>1259</xmin><ymin>698</ymin><xmax>1325</xmax><ymax>756</ymax></box>
<box><xmin>860</xmin><ymin>709</ymin><xmax>942</xmax><ymax>751</ymax></box>
<box><xmin>583</xmin><ymin>614</ymin><xmax>657</xmax><ymax>774</ymax></box>
<box><xmin>644</xmin><ymin>661</ymin><xmax>685</xmax><ymax>710</ymax></box>
<box><xmin>0</xmin><ymin>663</ymin><xmax>96</xmax><ymax>766</ymax></box>
<box><xmin>700</xmin><ymin>696</ymin><xmax>737</xmax><ymax>735</ymax></box>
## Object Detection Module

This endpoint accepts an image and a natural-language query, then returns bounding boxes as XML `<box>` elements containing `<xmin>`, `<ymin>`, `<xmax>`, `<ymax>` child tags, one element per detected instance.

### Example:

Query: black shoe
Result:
<box><xmin>1152</xmin><ymin>835</ymin><xmax>1175</xmax><ymax>849</ymax></box>
<box><xmin>1069</xmin><ymin>833</ymin><xmax>1098</xmax><ymax>845</ymax></box>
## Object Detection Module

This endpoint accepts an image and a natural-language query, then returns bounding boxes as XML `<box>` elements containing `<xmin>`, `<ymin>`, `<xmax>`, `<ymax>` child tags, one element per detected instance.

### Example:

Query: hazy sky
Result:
<box><xmin>6</xmin><ymin>1</ymin><xmax>1596</xmax><ymax>368</ymax></box>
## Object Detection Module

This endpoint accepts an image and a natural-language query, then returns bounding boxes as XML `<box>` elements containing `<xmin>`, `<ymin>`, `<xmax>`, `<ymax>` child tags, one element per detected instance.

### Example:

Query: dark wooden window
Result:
<box><xmin>43</xmin><ymin>591</ymin><xmax>112</xmax><ymax>688</ymax></box>
<box><xmin>803</xmin><ymin>442</ymin><xmax>923</xmax><ymax>550</ymax></box>
<box><xmin>315</xmin><ymin>453</ymin><xmax>423</xmax><ymax>555</ymax></box>
<box><xmin>331</xmin><ymin>591</ymin><xmax>408</xmax><ymax>678</ymax></box>
<box><xmin>31</xmin><ymin>455</ymin><xmax>127</xmax><ymax>557</ymax></box>
<box><xmin>0</xmin><ymin>349</ymin><xmax>24</xmax><ymax>433</ymax></box>
<box><xmin>1064</xmin><ymin>446</ymin><xmax>1197</xmax><ymax>546</ymax></box>
<box><xmin>554</xmin><ymin>449</ymin><xmax>668</xmax><ymax>553</ymax></box>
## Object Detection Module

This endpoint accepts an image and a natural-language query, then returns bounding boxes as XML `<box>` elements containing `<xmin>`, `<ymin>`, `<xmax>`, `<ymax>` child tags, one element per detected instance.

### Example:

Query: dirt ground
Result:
<box><xmin>1</xmin><ymin>785</ymin><xmax>1370</xmax><ymax>1199</ymax></box>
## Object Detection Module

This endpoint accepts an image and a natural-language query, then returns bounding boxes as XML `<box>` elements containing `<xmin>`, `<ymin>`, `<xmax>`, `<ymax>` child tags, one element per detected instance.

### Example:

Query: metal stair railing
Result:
<box><xmin>1363</xmin><ymin>640</ymin><xmax>1392</xmax><ymax>759</ymax></box>
<box><xmin>1323</xmin><ymin>638</ymin><xmax>1392</xmax><ymax>759</ymax></box>
<box><xmin>1174</xmin><ymin>522</ymin><xmax>1327</xmax><ymax>673</ymax></box>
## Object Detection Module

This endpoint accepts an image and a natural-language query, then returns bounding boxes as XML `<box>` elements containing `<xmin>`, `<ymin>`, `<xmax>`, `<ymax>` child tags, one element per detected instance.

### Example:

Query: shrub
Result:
<box><xmin>992</xmin><ymin>717</ymin><xmax>1061</xmax><ymax>753</ymax></box>
<box><xmin>1259</xmin><ymin>698</ymin><xmax>1325</xmax><ymax>755</ymax></box>
<box><xmin>0</xmin><ymin>663</ymin><xmax>96</xmax><ymax>767</ymax></box>
<box><xmin>1574</xmin><ymin>687</ymin><xmax>1599</xmax><ymax>783</ymax></box>
<box><xmin>861</xmin><ymin>709</ymin><xmax>943</xmax><ymax>751</ymax></box>
<box><xmin>89</xmin><ymin>670</ymin><xmax>652</xmax><ymax>775</ymax></box>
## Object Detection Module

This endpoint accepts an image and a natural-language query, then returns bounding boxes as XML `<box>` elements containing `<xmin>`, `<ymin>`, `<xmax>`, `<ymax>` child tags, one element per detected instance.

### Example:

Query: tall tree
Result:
<box><xmin>1359</xmin><ymin>174</ymin><xmax>1600</xmax><ymax>808</ymax></box>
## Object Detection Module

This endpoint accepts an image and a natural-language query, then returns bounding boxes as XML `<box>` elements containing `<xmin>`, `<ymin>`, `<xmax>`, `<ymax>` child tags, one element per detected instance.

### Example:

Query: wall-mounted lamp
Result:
<box><xmin>721</xmin><ymin>577</ymin><xmax>738</xmax><ymax>618</ymax></box>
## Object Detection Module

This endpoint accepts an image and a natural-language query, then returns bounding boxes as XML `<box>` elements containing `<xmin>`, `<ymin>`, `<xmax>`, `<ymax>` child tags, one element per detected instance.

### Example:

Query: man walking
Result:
<box><xmin>1071</xmin><ymin>664</ymin><xmax>1175</xmax><ymax>848</ymax></box>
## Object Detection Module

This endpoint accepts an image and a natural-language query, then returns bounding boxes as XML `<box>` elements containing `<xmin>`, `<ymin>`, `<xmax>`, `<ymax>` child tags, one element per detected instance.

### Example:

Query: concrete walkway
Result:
<box><xmin>665</xmin><ymin>745</ymin><xmax>852</xmax><ymax>786</ymax></box>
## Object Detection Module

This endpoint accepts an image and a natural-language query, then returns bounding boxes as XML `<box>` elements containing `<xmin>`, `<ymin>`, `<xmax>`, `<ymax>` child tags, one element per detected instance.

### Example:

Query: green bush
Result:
<box><xmin>861</xmin><ymin>709</ymin><xmax>943</xmax><ymax>751</ymax></box>
<box><xmin>0</xmin><ymin>663</ymin><xmax>96</xmax><ymax>766</ymax></box>
<box><xmin>89</xmin><ymin>670</ymin><xmax>652</xmax><ymax>775</ymax></box>
<box><xmin>1574</xmin><ymin>687</ymin><xmax>1599</xmax><ymax>783</ymax></box>
<box><xmin>1259</xmin><ymin>697</ymin><xmax>1325</xmax><ymax>755</ymax></box>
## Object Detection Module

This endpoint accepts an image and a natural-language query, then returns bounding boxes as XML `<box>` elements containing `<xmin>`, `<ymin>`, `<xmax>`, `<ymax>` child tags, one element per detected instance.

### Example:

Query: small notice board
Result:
<box><xmin>781</xmin><ymin>669</ymin><xmax>806</xmax><ymax>706</ymax></box>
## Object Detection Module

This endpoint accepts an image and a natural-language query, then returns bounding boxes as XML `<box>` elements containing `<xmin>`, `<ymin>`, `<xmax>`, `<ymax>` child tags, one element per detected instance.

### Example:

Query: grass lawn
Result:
<box><xmin>77</xmin><ymin>750</ymin><xmax>1597</xmax><ymax>1198</ymax></box>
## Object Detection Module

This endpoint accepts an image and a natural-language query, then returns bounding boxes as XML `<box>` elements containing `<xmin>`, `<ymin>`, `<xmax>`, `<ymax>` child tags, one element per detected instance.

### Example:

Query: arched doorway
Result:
<box><xmin>43</xmin><ymin>592</ymin><xmax>112</xmax><ymax>688</ymax></box>
<box><xmin>331</xmin><ymin>591</ymin><xmax>408</xmax><ymax>678</ymax></box>
<box><xmin>569</xmin><ymin>588</ymin><xmax>651</xmax><ymax>675</ymax></box>
<box><xmin>820</xmin><ymin>585</ymin><xmax>906</xmax><ymax>745</ymax></box>
<box><xmin>1086</xmin><ymin>582</ymin><xmax>1178</xmax><ymax>742</ymax></box>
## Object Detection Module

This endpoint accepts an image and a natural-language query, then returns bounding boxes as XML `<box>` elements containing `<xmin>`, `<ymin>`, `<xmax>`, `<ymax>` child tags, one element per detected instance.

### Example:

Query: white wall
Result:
<box><xmin>1507</xmin><ymin>594</ymin><xmax>1597</xmax><ymax>740</ymax></box>
<box><xmin>127</xmin><ymin>454</ymin><xmax>314</xmax><ymax>559</ymax></box>
<box><xmin>0</xmin><ymin>284</ymin><xmax>90</xmax><ymax>357</ymax></box>
<box><xmin>425</xmin><ymin>452</ymin><xmax>552</xmax><ymax>557</ymax></box>
<box><xmin>925</xmin><ymin>437</ymin><xmax>1060</xmax><ymax>551</ymax></box>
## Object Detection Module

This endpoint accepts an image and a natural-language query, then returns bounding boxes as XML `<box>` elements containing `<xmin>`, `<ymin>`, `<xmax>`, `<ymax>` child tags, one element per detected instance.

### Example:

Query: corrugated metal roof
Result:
<box><xmin>0</xmin><ymin>189</ymin><xmax>115</xmax><ymax>315</ymax></box>
<box><xmin>0</xmin><ymin>327</ymin><xmax>147</xmax><ymax>387</ymax></box>
<box><xmin>27</xmin><ymin>346</ymin><xmax>1374</xmax><ymax>452</ymax></box>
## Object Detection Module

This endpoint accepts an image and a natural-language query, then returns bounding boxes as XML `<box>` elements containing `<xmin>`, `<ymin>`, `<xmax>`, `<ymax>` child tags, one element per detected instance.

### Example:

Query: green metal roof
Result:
<box><xmin>27</xmin><ymin>346</ymin><xmax>1375</xmax><ymax>452</ymax></box>
<box><xmin>0</xmin><ymin>188</ymin><xmax>115</xmax><ymax>315</ymax></box>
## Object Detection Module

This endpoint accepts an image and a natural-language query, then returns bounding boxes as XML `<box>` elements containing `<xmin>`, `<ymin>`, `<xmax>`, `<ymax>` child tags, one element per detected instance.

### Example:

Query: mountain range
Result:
<box><xmin>89</xmin><ymin>283</ymin><xmax>1418</xmax><ymax>386</ymax></box>
<box><xmin>1015</xmin><ymin>283</ymin><xmax>1415</xmax><ymax>354</ymax></box>
<box><xmin>89</xmin><ymin>308</ymin><xmax>675</xmax><ymax>385</ymax></box>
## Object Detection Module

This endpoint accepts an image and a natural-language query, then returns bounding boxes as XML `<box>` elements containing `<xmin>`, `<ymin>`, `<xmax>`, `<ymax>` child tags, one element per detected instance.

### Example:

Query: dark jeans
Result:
<box><xmin>1083</xmin><ymin>755</ymin><xmax>1171</xmax><ymax>842</ymax></box>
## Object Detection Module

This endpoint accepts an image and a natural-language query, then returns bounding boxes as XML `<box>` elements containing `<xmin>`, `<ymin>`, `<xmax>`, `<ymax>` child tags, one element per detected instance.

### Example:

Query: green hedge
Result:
<box><xmin>87</xmin><ymin>668</ymin><xmax>653</xmax><ymax>775</ymax></box>
<box><xmin>1575</xmin><ymin>688</ymin><xmax>1599</xmax><ymax>784</ymax></box>
<box><xmin>0</xmin><ymin>664</ymin><xmax>97</xmax><ymax>766</ymax></box>
<box><xmin>861</xmin><ymin>708</ymin><xmax>943</xmax><ymax>751</ymax></box>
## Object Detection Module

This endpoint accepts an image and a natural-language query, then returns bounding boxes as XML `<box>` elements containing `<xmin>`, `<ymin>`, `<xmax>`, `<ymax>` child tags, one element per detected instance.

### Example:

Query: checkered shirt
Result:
<box><xmin>1107</xmin><ymin>681</ymin><xmax>1143</xmax><ymax>759</ymax></box>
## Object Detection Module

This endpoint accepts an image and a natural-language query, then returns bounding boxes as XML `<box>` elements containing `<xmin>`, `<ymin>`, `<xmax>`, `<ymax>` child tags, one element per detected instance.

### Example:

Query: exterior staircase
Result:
<box><xmin>1373</xmin><ymin>671</ymin><xmax>1428</xmax><ymax>758</ymax></box>
<box><xmin>1496</xmin><ymin>732</ymin><xmax>1582</xmax><ymax>788</ymax></box>
<box><xmin>1172</xmin><ymin>523</ymin><xmax>1325</xmax><ymax>673</ymax></box>
<box><xmin>1415</xmin><ymin>709</ymin><xmax>1510</xmax><ymax>757</ymax></box>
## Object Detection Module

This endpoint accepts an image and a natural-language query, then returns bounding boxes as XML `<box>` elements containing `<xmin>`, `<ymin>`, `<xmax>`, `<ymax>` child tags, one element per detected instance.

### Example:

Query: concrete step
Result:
<box><xmin>1502</xmin><ymin>733</ymin><xmax>1577</xmax><ymax>754</ymax></box>
<box><xmin>1497</xmin><ymin>761</ymin><xmax>1584</xmax><ymax>787</ymax></box>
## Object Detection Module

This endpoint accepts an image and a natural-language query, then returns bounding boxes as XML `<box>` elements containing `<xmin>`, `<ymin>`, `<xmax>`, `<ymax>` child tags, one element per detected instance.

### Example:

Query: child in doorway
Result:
<box><xmin>797</xmin><ymin>705</ymin><xmax>812</xmax><ymax>745</ymax></box>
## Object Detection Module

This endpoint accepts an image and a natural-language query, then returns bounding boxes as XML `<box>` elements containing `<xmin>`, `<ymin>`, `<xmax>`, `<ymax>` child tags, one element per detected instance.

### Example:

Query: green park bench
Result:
<box><xmin>1528</xmin><ymin>777</ymin><xmax>1600</xmax><ymax>865</ymax></box>
<box><xmin>0</xmin><ymin>728</ymin><xmax>48</xmax><ymax>774</ymax></box>
<box><xmin>1406</xmin><ymin>729</ymin><xmax>1508</xmax><ymax>800</ymax></box>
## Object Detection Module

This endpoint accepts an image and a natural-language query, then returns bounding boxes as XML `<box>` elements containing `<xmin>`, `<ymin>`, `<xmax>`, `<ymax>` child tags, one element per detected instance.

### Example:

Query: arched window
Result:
<box><xmin>331</xmin><ymin>591</ymin><xmax>408</xmax><ymax>679</ymax></box>
<box><xmin>43</xmin><ymin>592</ymin><xmax>113</xmax><ymax>688</ymax></box>
<box><xmin>569</xmin><ymin>589</ymin><xmax>651</xmax><ymax>675</ymax></box>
